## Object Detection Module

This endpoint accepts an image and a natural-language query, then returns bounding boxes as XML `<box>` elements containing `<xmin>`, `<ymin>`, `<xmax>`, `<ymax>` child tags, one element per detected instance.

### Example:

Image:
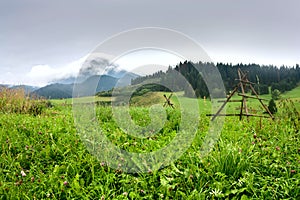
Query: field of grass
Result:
<box><xmin>0</xmin><ymin>87</ymin><xmax>299</xmax><ymax>199</ymax></box>
<box><xmin>282</xmin><ymin>85</ymin><xmax>300</xmax><ymax>100</ymax></box>
<box><xmin>51</xmin><ymin>96</ymin><xmax>114</xmax><ymax>105</ymax></box>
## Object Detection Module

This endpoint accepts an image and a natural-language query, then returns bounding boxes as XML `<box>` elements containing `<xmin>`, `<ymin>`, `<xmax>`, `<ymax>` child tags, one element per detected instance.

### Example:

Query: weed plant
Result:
<box><xmin>0</xmin><ymin>87</ymin><xmax>51</xmax><ymax>116</ymax></box>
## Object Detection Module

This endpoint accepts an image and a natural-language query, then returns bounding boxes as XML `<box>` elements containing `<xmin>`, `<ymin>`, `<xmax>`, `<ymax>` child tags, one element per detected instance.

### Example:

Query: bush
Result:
<box><xmin>0</xmin><ymin>87</ymin><xmax>52</xmax><ymax>115</ymax></box>
<box><xmin>271</xmin><ymin>89</ymin><xmax>281</xmax><ymax>100</ymax></box>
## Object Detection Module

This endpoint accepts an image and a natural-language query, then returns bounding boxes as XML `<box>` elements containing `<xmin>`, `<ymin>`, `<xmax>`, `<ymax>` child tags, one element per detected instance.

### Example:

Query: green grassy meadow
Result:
<box><xmin>0</xmin><ymin>87</ymin><xmax>299</xmax><ymax>199</ymax></box>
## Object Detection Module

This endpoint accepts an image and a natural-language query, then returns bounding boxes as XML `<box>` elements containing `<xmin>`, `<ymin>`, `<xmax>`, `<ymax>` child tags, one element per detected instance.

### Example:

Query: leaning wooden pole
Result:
<box><xmin>210</xmin><ymin>86</ymin><xmax>238</xmax><ymax>121</ymax></box>
<box><xmin>249</xmin><ymin>84</ymin><xmax>274</xmax><ymax>119</ymax></box>
<box><xmin>238</xmin><ymin>69</ymin><xmax>249</xmax><ymax>120</ymax></box>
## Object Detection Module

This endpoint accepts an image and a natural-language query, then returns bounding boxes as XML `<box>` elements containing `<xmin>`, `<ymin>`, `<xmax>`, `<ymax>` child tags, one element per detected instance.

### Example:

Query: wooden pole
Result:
<box><xmin>211</xmin><ymin>86</ymin><xmax>238</xmax><ymax>121</ymax></box>
<box><xmin>249</xmin><ymin>84</ymin><xmax>274</xmax><ymax>119</ymax></box>
<box><xmin>238</xmin><ymin>69</ymin><xmax>249</xmax><ymax>120</ymax></box>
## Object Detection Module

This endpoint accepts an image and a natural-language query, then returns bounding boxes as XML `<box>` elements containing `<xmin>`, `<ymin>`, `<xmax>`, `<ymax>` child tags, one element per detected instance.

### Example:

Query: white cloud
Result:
<box><xmin>24</xmin><ymin>55</ymin><xmax>88</xmax><ymax>87</ymax></box>
<box><xmin>113</xmin><ymin>49</ymin><xmax>185</xmax><ymax>75</ymax></box>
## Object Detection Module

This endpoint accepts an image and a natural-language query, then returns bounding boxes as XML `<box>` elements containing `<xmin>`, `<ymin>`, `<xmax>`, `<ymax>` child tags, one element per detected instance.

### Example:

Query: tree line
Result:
<box><xmin>131</xmin><ymin>61</ymin><xmax>300</xmax><ymax>98</ymax></box>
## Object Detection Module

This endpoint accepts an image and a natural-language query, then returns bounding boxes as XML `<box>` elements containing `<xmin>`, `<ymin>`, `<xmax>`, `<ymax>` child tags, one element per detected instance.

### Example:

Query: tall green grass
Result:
<box><xmin>1</xmin><ymin>87</ymin><xmax>298</xmax><ymax>198</ymax></box>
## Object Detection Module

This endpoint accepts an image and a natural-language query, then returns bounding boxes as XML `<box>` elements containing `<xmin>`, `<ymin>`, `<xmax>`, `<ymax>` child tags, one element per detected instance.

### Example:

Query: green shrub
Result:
<box><xmin>268</xmin><ymin>99</ymin><xmax>277</xmax><ymax>114</ymax></box>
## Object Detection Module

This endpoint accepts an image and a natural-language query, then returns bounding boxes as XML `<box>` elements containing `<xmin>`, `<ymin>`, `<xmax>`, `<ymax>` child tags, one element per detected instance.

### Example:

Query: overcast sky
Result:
<box><xmin>1</xmin><ymin>0</ymin><xmax>299</xmax><ymax>86</ymax></box>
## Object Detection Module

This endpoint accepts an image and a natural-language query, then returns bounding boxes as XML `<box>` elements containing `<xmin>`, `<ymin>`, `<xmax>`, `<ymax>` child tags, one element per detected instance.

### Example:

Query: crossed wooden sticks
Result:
<box><xmin>163</xmin><ymin>93</ymin><xmax>174</xmax><ymax>109</ymax></box>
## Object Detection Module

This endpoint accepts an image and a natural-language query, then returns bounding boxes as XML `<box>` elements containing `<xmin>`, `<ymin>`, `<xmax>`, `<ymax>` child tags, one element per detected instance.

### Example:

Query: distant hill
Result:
<box><xmin>10</xmin><ymin>85</ymin><xmax>39</xmax><ymax>94</ymax></box>
<box><xmin>32</xmin><ymin>75</ymin><xmax>122</xmax><ymax>99</ymax></box>
<box><xmin>0</xmin><ymin>84</ymin><xmax>9</xmax><ymax>88</ymax></box>
<box><xmin>31</xmin><ymin>83</ymin><xmax>73</xmax><ymax>99</ymax></box>
<box><xmin>0</xmin><ymin>84</ymin><xmax>39</xmax><ymax>95</ymax></box>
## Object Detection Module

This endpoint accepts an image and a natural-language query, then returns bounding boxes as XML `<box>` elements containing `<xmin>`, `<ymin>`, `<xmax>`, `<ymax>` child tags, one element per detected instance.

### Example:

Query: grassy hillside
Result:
<box><xmin>282</xmin><ymin>84</ymin><xmax>300</xmax><ymax>101</ymax></box>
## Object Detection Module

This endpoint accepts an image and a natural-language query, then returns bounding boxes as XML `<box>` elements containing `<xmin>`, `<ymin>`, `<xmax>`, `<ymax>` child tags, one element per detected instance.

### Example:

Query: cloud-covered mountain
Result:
<box><xmin>31</xmin><ymin>57</ymin><xmax>140</xmax><ymax>99</ymax></box>
<box><xmin>32</xmin><ymin>75</ymin><xmax>117</xmax><ymax>99</ymax></box>
<box><xmin>51</xmin><ymin>57</ymin><xmax>139</xmax><ymax>85</ymax></box>
<box><xmin>32</xmin><ymin>73</ymin><xmax>138</xmax><ymax>99</ymax></box>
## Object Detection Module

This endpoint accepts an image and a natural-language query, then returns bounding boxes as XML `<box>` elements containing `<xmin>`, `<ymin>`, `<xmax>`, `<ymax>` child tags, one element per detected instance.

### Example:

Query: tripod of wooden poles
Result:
<box><xmin>207</xmin><ymin>68</ymin><xmax>274</xmax><ymax>121</ymax></box>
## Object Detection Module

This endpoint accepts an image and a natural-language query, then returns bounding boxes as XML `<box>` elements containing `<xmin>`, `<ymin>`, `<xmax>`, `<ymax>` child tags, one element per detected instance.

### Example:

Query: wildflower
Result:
<box><xmin>275</xmin><ymin>146</ymin><xmax>280</xmax><ymax>151</ymax></box>
<box><xmin>100</xmin><ymin>162</ymin><xmax>105</xmax><ymax>167</ymax></box>
<box><xmin>140</xmin><ymin>189</ymin><xmax>145</xmax><ymax>194</ymax></box>
<box><xmin>209</xmin><ymin>188</ymin><xmax>222</xmax><ymax>197</ymax></box>
<box><xmin>31</xmin><ymin>177</ymin><xmax>35</xmax><ymax>182</ymax></box>
<box><xmin>63</xmin><ymin>181</ymin><xmax>68</xmax><ymax>186</ymax></box>
<box><xmin>21</xmin><ymin>170</ymin><xmax>26</xmax><ymax>177</ymax></box>
<box><xmin>123</xmin><ymin>192</ymin><xmax>128</xmax><ymax>196</ymax></box>
<box><xmin>252</xmin><ymin>141</ymin><xmax>255</xmax><ymax>145</ymax></box>
<box><xmin>253</xmin><ymin>133</ymin><xmax>257</xmax><ymax>139</ymax></box>
<box><xmin>147</xmin><ymin>169</ymin><xmax>152</xmax><ymax>174</ymax></box>
<box><xmin>291</xmin><ymin>170</ymin><xmax>296</xmax><ymax>173</ymax></box>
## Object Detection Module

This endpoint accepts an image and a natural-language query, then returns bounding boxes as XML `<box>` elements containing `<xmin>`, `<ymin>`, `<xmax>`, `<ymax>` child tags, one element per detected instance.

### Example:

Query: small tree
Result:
<box><xmin>268</xmin><ymin>99</ymin><xmax>277</xmax><ymax>114</ymax></box>
<box><xmin>271</xmin><ymin>89</ymin><xmax>281</xmax><ymax>100</ymax></box>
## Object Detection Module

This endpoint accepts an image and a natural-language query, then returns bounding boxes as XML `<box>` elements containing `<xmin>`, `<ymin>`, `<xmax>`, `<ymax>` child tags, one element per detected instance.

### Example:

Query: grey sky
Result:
<box><xmin>1</xmin><ymin>0</ymin><xmax>299</xmax><ymax>86</ymax></box>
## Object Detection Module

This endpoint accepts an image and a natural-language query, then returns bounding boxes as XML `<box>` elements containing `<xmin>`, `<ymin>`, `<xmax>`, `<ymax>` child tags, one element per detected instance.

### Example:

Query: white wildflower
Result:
<box><xmin>21</xmin><ymin>170</ymin><xmax>26</xmax><ymax>177</ymax></box>
<box><xmin>209</xmin><ymin>188</ymin><xmax>222</xmax><ymax>197</ymax></box>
